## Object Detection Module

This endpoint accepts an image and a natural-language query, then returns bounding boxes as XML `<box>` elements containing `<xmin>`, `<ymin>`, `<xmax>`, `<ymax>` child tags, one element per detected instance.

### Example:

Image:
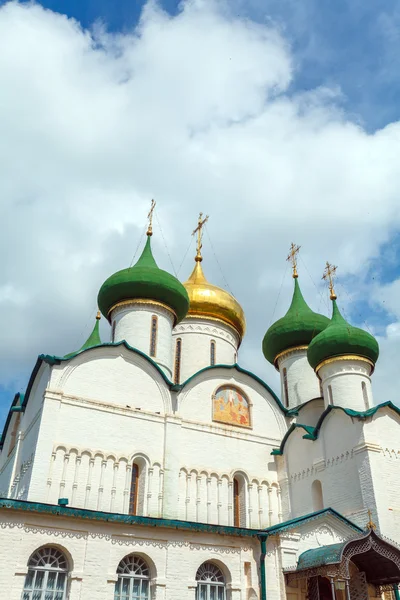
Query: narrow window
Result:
<box><xmin>328</xmin><ymin>385</ymin><xmax>334</xmax><ymax>405</ymax></box>
<box><xmin>149</xmin><ymin>315</ymin><xmax>158</xmax><ymax>357</ymax></box>
<box><xmin>23</xmin><ymin>547</ymin><xmax>69</xmax><ymax>599</ymax></box>
<box><xmin>319</xmin><ymin>378</ymin><xmax>323</xmax><ymax>398</ymax></box>
<box><xmin>234</xmin><ymin>478</ymin><xmax>240</xmax><ymax>527</ymax></box>
<box><xmin>112</xmin><ymin>321</ymin><xmax>116</xmax><ymax>342</ymax></box>
<box><xmin>115</xmin><ymin>555</ymin><xmax>150</xmax><ymax>600</ymax></box>
<box><xmin>174</xmin><ymin>338</ymin><xmax>182</xmax><ymax>384</ymax></box>
<box><xmin>210</xmin><ymin>340</ymin><xmax>216</xmax><ymax>366</ymax></box>
<box><xmin>362</xmin><ymin>382</ymin><xmax>369</xmax><ymax>410</ymax></box>
<box><xmin>129</xmin><ymin>464</ymin><xmax>139</xmax><ymax>515</ymax></box>
<box><xmin>311</xmin><ymin>480</ymin><xmax>324</xmax><ymax>511</ymax></box>
<box><xmin>283</xmin><ymin>368</ymin><xmax>289</xmax><ymax>408</ymax></box>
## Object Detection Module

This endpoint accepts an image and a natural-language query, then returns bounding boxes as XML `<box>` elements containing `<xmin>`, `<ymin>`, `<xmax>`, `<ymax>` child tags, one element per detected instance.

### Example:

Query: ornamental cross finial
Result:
<box><xmin>147</xmin><ymin>199</ymin><xmax>156</xmax><ymax>236</ymax></box>
<box><xmin>323</xmin><ymin>261</ymin><xmax>338</xmax><ymax>300</ymax></box>
<box><xmin>192</xmin><ymin>212</ymin><xmax>209</xmax><ymax>262</ymax></box>
<box><xmin>366</xmin><ymin>509</ymin><xmax>376</xmax><ymax>530</ymax></box>
<box><xmin>286</xmin><ymin>243</ymin><xmax>301</xmax><ymax>278</ymax></box>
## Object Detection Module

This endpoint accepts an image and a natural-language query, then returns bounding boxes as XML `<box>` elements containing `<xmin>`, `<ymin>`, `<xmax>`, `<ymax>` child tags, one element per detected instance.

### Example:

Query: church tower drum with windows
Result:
<box><xmin>0</xmin><ymin>213</ymin><xmax>399</xmax><ymax>600</ymax></box>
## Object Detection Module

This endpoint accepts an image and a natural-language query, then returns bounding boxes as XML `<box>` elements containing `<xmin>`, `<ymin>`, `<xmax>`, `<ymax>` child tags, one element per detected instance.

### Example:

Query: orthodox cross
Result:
<box><xmin>286</xmin><ymin>243</ymin><xmax>301</xmax><ymax>278</ymax></box>
<box><xmin>146</xmin><ymin>199</ymin><xmax>156</xmax><ymax>236</ymax></box>
<box><xmin>323</xmin><ymin>261</ymin><xmax>337</xmax><ymax>300</ymax></box>
<box><xmin>192</xmin><ymin>212</ymin><xmax>209</xmax><ymax>262</ymax></box>
<box><xmin>366</xmin><ymin>509</ymin><xmax>376</xmax><ymax>530</ymax></box>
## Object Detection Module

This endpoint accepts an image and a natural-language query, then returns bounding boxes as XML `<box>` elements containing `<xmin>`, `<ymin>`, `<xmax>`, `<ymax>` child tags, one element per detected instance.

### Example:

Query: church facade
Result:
<box><xmin>0</xmin><ymin>217</ymin><xmax>399</xmax><ymax>600</ymax></box>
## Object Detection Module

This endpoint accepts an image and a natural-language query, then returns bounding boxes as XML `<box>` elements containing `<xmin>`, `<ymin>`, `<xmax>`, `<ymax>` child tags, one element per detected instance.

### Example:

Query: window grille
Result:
<box><xmin>150</xmin><ymin>316</ymin><xmax>158</xmax><ymax>357</ymax></box>
<box><xmin>174</xmin><ymin>338</ymin><xmax>182</xmax><ymax>384</ymax></box>
<box><xmin>22</xmin><ymin>547</ymin><xmax>68</xmax><ymax>600</ymax></box>
<box><xmin>196</xmin><ymin>562</ymin><xmax>226</xmax><ymax>600</ymax></box>
<box><xmin>210</xmin><ymin>340</ymin><xmax>216</xmax><ymax>366</ymax></box>
<box><xmin>283</xmin><ymin>368</ymin><xmax>289</xmax><ymax>407</ymax></box>
<box><xmin>115</xmin><ymin>555</ymin><xmax>150</xmax><ymax>600</ymax></box>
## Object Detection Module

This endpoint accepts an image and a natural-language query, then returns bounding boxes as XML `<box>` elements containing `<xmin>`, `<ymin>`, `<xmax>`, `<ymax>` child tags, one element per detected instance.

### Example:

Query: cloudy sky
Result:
<box><xmin>0</xmin><ymin>0</ymin><xmax>400</xmax><ymax>429</ymax></box>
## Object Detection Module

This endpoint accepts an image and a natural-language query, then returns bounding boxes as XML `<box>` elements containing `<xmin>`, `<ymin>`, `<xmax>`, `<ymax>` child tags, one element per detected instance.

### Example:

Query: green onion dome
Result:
<box><xmin>97</xmin><ymin>234</ymin><xmax>189</xmax><ymax>324</ymax></box>
<box><xmin>262</xmin><ymin>278</ymin><xmax>330</xmax><ymax>366</ymax></box>
<box><xmin>65</xmin><ymin>312</ymin><xmax>102</xmax><ymax>358</ymax></box>
<box><xmin>307</xmin><ymin>299</ymin><xmax>379</xmax><ymax>371</ymax></box>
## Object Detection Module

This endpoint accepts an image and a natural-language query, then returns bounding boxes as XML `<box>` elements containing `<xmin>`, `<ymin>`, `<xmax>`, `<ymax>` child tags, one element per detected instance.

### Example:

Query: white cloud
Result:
<box><xmin>0</xmin><ymin>0</ymin><xmax>399</xmax><ymax>413</ymax></box>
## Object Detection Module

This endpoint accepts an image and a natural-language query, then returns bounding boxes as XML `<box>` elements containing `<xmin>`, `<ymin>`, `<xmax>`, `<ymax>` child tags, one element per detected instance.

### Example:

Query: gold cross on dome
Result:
<box><xmin>366</xmin><ymin>509</ymin><xmax>376</xmax><ymax>530</ymax></box>
<box><xmin>322</xmin><ymin>262</ymin><xmax>338</xmax><ymax>300</ymax></box>
<box><xmin>286</xmin><ymin>243</ymin><xmax>301</xmax><ymax>278</ymax></box>
<box><xmin>146</xmin><ymin>199</ymin><xmax>156</xmax><ymax>236</ymax></box>
<box><xmin>192</xmin><ymin>212</ymin><xmax>209</xmax><ymax>262</ymax></box>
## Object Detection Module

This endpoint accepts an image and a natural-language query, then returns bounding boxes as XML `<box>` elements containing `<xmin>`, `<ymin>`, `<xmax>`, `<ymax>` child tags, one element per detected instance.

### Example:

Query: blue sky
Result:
<box><xmin>3</xmin><ymin>0</ymin><xmax>399</xmax><ymax>131</ymax></box>
<box><xmin>0</xmin><ymin>0</ymin><xmax>400</xmax><ymax>431</ymax></box>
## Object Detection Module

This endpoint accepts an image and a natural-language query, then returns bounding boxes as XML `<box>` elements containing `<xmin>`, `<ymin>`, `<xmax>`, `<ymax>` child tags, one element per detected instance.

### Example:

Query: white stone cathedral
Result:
<box><xmin>0</xmin><ymin>217</ymin><xmax>399</xmax><ymax>600</ymax></box>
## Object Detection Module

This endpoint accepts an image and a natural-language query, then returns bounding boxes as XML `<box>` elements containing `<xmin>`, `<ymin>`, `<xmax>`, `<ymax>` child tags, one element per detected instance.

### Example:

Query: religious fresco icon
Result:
<box><xmin>212</xmin><ymin>386</ymin><xmax>251</xmax><ymax>427</ymax></box>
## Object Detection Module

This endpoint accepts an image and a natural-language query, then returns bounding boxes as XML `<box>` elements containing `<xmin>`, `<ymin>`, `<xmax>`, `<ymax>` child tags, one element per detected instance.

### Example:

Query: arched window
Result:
<box><xmin>149</xmin><ymin>315</ymin><xmax>158</xmax><ymax>357</ymax></box>
<box><xmin>174</xmin><ymin>338</ymin><xmax>182</xmax><ymax>384</ymax></box>
<box><xmin>311</xmin><ymin>480</ymin><xmax>324</xmax><ymax>511</ymax></box>
<box><xmin>115</xmin><ymin>555</ymin><xmax>150</xmax><ymax>600</ymax></box>
<box><xmin>196</xmin><ymin>562</ymin><xmax>226</xmax><ymax>600</ymax></box>
<box><xmin>283</xmin><ymin>368</ymin><xmax>289</xmax><ymax>407</ymax></box>
<box><xmin>328</xmin><ymin>385</ymin><xmax>334</xmax><ymax>405</ymax></box>
<box><xmin>210</xmin><ymin>340</ymin><xmax>216</xmax><ymax>366</ymax></box>
<box><xmin>129</xmin><ymin>463</ymin><xmax>139</xmax><ymax>515</ymax></box>
<box><xmin>112</xmin><ymin>320</ymin><xmax>116</xmax><ymax>342</ymax></box>
<box><xmin>319</xmin><ymin>378</ymin><xmax>323</xmax><ymax>398</ymax></box>
<box><xmin>22</xmin><ymin>547</ymin><xmax>69</xmax><ymax>599</ymax></box>
<box><xmin>362</xmin><ymin>381</ymin><xmax>369</xmax><ymax>410</ymax></box>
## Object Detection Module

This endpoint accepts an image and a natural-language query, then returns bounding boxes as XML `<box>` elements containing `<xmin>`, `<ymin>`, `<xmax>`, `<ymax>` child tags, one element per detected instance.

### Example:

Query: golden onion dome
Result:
<box><xmin>184</xmin><ymin>259</ymin><xmax>246</xmax><ymax>340</ymax></box>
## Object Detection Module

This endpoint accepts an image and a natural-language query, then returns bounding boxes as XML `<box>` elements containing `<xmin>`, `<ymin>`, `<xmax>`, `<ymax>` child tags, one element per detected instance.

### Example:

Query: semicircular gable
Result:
<box><xmin>177</xmin><ymin>366</ymin><xmax>287</xmax><ymax>439</ymax></box>
<box><xmin>54</xmin><ymin>345</ymin><xmax>171</xmax><ymax>414</ymax></box>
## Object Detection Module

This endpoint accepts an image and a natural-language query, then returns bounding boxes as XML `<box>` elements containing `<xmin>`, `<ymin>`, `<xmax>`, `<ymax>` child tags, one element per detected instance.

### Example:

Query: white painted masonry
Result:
<box><xmin>277</xmin><ymin>349</ymin><xmax>322</xmax><ymax>409</ymax></box>
<box><xmin>111</xmin><ymin>301</ymin><xmax>175</xmax><ymax>376</ymax></box>
<box><xmin>172</xmin><ymin>317</ymin><xmax>239</xmax><ymax>382</ymax></box>
<box><xmin>318</xmin><ymin>357</ymin><xmax>374</xmax><ymax>411</ymax></box>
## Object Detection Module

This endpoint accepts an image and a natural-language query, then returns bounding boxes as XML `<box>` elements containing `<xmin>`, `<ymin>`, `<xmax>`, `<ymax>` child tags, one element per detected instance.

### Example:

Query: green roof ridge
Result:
<box><xmin>307</xmin><ymin>298</ymin><xmax>379</xmax><ymax>370</ymax></box>
<box><xmin>97</xmin><ymin>234</ymin><xmax>189</xmax><ymax>323</ymax></box>
<box><xmin>263</xmin><ymin>278</ymin><xmax>329</xmax><ymax>365</ymax></box>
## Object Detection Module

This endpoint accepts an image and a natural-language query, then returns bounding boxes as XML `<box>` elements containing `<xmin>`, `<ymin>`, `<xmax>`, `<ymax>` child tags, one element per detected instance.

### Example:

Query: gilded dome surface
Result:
<box><xmin>263</xmin><ymin>278</ymin><xmax>330</xmax><ymax>366</ymax></box>
<box><xmin>184</xmin><ymin>260</ymin><xmax>246</xmax><ymax>339</ymax></box>
<box><xmin>98</xmin><ymin>235</ymin><xmax>189</xmax><ymax>323</ymax></box>
<box><xmin>307</xmin><ymin>299</ymin><xmax>379</xmax><ymax>370</ymax></box>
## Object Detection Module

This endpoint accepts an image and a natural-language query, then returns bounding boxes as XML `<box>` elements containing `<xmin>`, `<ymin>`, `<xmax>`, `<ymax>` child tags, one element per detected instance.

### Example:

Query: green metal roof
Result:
<box><xmin>296</xmin><ymin>542</ymin><xmax>345</xmax><ymax>570</ymax></box>
<box><xmin>263</xmin><ymin>278</ymin><xmax>329</xmax><ymax>365</ymax></box>
<box><xmin>307</xmin><ymin>299</ymin><xmax>379</xmax><ymax>370</ymax></box>
<box><xmin>98</xmin><ymin>235</ymin><xmax>189</xmax><ymax>324</ymax></box>
<box><xmin>0</xmin><ymin>499</ymin><xmax>362</xmax><ymax>537</ymax></box>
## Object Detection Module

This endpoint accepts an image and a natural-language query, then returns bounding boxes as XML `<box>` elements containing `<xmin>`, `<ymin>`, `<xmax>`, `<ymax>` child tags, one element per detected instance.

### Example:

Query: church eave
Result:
<box><xmin>271</xmin><ymin>401</ymin><xmax>400</xmax><ymax>456</ymax></box>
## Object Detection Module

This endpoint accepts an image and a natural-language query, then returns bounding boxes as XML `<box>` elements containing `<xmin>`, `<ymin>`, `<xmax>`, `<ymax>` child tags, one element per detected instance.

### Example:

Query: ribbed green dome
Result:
<box><xmin>307</xmin><ymin>299</ymin><xmax>379</xmax><ymax>370</ymax></box>
<box><xmin>98</xmin><ymin>235</ymin><xmax>189</xmax><ymax>323</ymax></box>
<box><xmin>263</xmin><ymin>278</ymin><xmax>330</xmax><ymax>365</ymax></box>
